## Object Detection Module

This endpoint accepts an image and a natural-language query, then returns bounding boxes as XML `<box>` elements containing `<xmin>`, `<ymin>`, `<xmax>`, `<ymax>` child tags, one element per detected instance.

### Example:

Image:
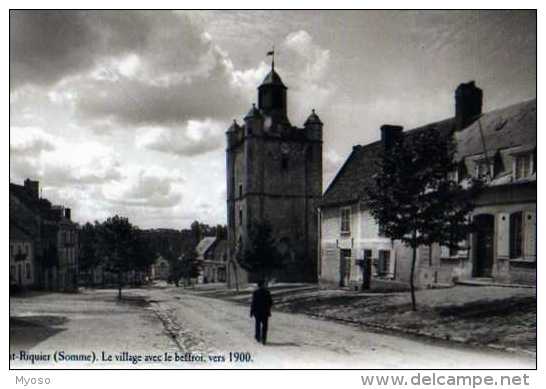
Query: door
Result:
<box><xmin>362</xmin><ymin>249</ymin><xmax>373</xmax><ymax>289</ymax></box>
<box><xmin>474</xmin><ymin>214</ymin><xmax>495</xmax><ymax>277</ymax></box>
<box><xmin>339</xmin><ymin>249</ymin><xmax>351</xmax><ymax>287</ymax></box>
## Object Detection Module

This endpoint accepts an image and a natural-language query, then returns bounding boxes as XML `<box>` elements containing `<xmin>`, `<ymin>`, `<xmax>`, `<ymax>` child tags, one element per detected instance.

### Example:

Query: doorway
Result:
<box><xmin>473</xmin><ymin>214</ymin><xmax>495</xmax><ymax>277</ymax></box>
<box><xmin>339</xmin><ymin>249</ymin><xmax>351</xmax><ymax>287</ymax></box>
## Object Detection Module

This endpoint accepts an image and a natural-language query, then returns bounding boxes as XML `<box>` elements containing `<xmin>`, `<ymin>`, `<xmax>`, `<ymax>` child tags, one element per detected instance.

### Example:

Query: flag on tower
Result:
<box><xmin>266</xmin><ymin>50</ymin><xmax>274</xmax><ymax>56</ymax></box>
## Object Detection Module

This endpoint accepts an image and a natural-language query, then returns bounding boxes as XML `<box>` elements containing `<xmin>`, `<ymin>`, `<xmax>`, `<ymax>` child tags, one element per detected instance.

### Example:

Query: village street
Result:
<box><xmin>10</xmin><ymin>285</ymin><xmax>535</xmax><ymax>369</ymax></box>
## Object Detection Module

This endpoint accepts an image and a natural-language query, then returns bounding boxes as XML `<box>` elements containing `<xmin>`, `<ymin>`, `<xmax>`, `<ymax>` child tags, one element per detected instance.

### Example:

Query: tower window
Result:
<box><xmin>239</xmin><ymin>184</ymin><xmax>243</xmax><ymax>198</ymax></box>
<box><xmin>239</xmin><ymin>209</ymin><xmax>243</xmax><ymax>226</ymax></box>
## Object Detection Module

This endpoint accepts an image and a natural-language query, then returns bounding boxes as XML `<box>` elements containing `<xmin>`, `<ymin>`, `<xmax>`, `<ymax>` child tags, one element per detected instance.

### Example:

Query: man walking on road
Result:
<box><xmin>250</xmin><ymin>280</ymin><xmax>273</xmax><ymax>345</ymax></box>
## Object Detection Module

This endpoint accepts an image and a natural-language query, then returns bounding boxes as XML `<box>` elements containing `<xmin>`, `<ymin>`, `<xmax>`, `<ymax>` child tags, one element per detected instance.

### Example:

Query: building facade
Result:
<box><xmin>196</xmin><ymin>237</ymin><xmax>228</xmax><ymax>283</ymax></box>
<box><xmin>9</xmin><ymin>225</ymin><xmax>35</xmax><ymax>289</ymax></box>
<box><xmin>319</xmin><ymin>82</ymin><xmax>536</xmax><ymax>289</ymax></box>
<box><xmin>10</xmin><ymin>179</ymin><xmax>79</xmax><ymax>291</ymax></box>
<box><xmin>226</xmin><ymin>63</ymin><xmax>323</xmax><ymax>286</ymax></box>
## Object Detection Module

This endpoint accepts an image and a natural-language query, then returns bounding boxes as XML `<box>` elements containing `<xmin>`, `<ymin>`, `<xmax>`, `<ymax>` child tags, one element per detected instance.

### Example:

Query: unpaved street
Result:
<box><xmin>10</xmin><ymin>286</ymin><xmax>535</xmax><ymax>369</ymax></box>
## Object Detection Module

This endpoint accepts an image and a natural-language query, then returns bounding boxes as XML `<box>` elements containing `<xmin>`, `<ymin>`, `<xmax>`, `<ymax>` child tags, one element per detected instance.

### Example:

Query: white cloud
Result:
<box><xmin>102</xmin><ymin>170</ymin><xmax>183</xmax><ymax>209</ymax></box>
<box><xmin>9</xmin><ymin>126</ymin><xmax>56</xmax><ymax>156</ymax></box>
<box><xmin>136</xmin><ymin>119</ymin><xmax>225</xmax><ymax>157</ymax></box>
<box><xmin>10</xmin><ymin>126</ymin><xmax>122</xmax><ymax>188</ymax></box>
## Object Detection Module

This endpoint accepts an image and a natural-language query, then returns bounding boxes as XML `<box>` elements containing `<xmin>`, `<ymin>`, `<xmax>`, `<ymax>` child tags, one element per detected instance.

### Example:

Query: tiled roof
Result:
<box><xmin>321</xmin><ymin>98</ymin><xmax>536</xmax><ymax>208</ymax></box>
<box><xmin>454</xmin><ymin>99</ymin><xmax>536</xmax><ymax>159</ymax></box>
<box><xmin>196</xmin><ymin>237</ymin><xmax>217</xmax><ymax>259</ymax></box>
<box><xmin>322</xmin><ymin>118</ymin><xmax>455</xmax><ymax>207</ymax></box>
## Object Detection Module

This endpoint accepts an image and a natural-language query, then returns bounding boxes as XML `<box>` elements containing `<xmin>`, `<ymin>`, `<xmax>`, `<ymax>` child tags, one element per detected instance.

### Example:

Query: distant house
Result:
<box><xmin>10</xmin><ymin>224</ymin><xmax>35</xmax><ymax>289</ymax></box>
<box><xmin>151</xmin><ymin>255</ymin><xmax>170</xmax><ymax>281</ymax></box>
<box><xmin>10</xmin><ymin>179</ymin><xmax>79</xmax><ymax>291</ymax></box>
<box><xmin>196</xmin><ymin>237</ymin><xmax>228</xmax><ymax>283</ymax></box>
<box><xmin>319</xmin><ymin>82</ymin><xmax>536</xmax><ymax>289</ymax></box>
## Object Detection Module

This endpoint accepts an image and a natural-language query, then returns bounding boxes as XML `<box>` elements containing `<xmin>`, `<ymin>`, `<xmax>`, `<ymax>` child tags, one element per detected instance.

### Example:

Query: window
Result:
<box><xmin>476</xmin><ymin>161</ymin><xmax>492</xmax><ymax>179</ymax></box>
<box><xmin>378</xmin><ymin>250</ymin><xmax>391</xmax><ymax>275</ymax></box>
<box><xmin>378</xmin><ymin>222</ymin><xmax>386</xmax><ymax>237</ymax></box>
<box><xmin>10</xmin><ymin>266</ymin><xmax>15</xmax><ymax>278</ymax></box>
<box><xmin>239</xmin><ymin>184</ymin><xmax>243</xmax><ymax>198</ymax></box>
<box><xmin>26</xmin><ymin>263</ymin><xmax>31</xmax><ymax>279</ymax></box>
<box><xmin>340</xmin><ymin>207</ymin><xmax>351</xmax><ymax>234</ymax></box>
<box><xmin>514</xmin><ymin>154</ymin><xmax>532</xmax><ymax>180</ymax></box>
<box><xmin>510</xmin><ymin>212</ymin><xmax>523</xmax><ymax>258</ymax></box>
<box><xmin>239</xmin><ymin>209</ymin><xmax>243</xmax><ymax>226</ymax></box>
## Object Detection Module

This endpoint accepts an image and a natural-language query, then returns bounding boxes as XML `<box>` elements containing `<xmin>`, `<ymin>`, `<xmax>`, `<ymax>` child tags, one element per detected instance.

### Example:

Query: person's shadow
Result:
<box><xmin>265</xmin><ymin>341</ymin><xmax>300</xmax><ymax>347</ymax></box>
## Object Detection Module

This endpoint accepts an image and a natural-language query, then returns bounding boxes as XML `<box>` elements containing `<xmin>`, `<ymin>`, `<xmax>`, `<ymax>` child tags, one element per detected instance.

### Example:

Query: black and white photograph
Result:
<box><xmin>8</xmin><ymin>8</ymin><xmax>537</xmax><ymax>375</ymax></box>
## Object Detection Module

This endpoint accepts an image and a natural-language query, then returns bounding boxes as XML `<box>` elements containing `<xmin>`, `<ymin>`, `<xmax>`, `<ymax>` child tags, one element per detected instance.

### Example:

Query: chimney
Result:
<box><xmin>455</xmin><ymin>81</ymin><xmax>483</xmax><ymax>130</ymax></box>
<box><xmin>65</xmin><ymin>208</ymin><xmax>71</xmax><ymax>220</ymax></box>
<box><xmin>380</xmin><ymin>125</ymin><xmax>403</xmax><ymax>150</ymax></box>
<box><xmin>23</xmin><ymin>178</ymin><xmax>39</xmax><ymax>199</ymax></box>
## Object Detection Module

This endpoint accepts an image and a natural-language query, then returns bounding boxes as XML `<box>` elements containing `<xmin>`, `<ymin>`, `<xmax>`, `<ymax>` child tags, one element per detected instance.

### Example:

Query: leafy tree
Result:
<box><xmin>237</xmin><ymin>221</ymin><xmax>284</xmax><ymax>282</ymax></box>
<box><xmin>190</xmin><ymin>220</ymin><xmax>204</xmax><ymax>243</ymax></box>
<box><xmin>366</xmin><ymin>128</ymin><xmax>482</xmax><ymax>310</ymax></box>
<box><xmin>95</xmin><ymin>215</ymin><xmax>136</xmax><ymax>299</ymax></box>
<box><xmin>79</xmin><ymin>222</ymin><xmax>102</xmax><ymax>286</ymax></box>
<box><xmin>177</xmin><ymin>249</ymin><xmax>200</xmax><ymax>287</ymax></box>
<box><xmin>133</xmin><ymin>229</ymin><xmax>156</xmax><ymax>284</ymax></box>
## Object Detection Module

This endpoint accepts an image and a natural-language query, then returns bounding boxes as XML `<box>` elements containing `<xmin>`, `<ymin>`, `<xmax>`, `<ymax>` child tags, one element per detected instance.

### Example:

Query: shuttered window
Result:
<box><xmin>497</xmin><ymin>213</ymin><xmax>510</xmax><ymax>257</ymax></box>
<box><xmin>509</xmin><ymin>212</ymin><xmax>523</xmax><ymax>259</ymax></box>
<box><xmin>523</xmin><ymin>211</ymin><xmax>537</xmax><ymax>259</ymax></box>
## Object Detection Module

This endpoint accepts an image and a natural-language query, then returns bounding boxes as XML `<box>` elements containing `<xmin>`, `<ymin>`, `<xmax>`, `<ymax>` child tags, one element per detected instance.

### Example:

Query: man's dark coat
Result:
<box><xmin>250</xmin><ymin>287</ymin><xmax>273</xmax><ymax>319</ymax></box>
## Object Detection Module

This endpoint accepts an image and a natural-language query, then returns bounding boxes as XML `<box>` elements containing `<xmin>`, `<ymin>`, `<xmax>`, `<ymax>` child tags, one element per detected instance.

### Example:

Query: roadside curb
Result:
<box><xmin>306</xmin><ymin>313</ymin><xmax>536</xmax><ymax>358</ymax></box>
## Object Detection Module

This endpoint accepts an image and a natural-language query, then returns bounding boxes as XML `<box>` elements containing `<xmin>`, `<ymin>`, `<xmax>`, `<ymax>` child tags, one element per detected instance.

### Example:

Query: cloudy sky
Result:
<box><xmin>10</xmin><ymin>10</ymin><xmax>536</xmax><ymax>229</ymax></box>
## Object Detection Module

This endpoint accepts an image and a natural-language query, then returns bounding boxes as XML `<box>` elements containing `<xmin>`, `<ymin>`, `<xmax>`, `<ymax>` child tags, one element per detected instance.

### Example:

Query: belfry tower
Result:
<box><xmin>226</xmin><ymin>58</ymin><xmax>323</xmax><ymax>285</ymax></box>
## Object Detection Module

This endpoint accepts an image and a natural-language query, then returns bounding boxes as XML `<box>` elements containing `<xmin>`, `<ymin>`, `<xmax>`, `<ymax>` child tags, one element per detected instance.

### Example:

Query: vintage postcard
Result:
<box><xmin>9</xmin><ymin>9</ymin><xmax>536</xmax><ymax>373</ymax></box>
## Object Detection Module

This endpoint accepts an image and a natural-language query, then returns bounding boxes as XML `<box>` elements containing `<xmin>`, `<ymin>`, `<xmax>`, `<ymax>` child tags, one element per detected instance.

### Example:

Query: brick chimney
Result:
<box><xmin>23</xmin><ymin>178</ymin><xmax>39</xmax><ymax>199</ymax></box>
<box><xmin>380</xmin><ymin>125</ymin><xmax>403</xmax><ymax>150</ymax></box>
<box><xmin>455</xmin><ymin>81</ymin><xmax>483</xmax><ymax>131</ymax></box>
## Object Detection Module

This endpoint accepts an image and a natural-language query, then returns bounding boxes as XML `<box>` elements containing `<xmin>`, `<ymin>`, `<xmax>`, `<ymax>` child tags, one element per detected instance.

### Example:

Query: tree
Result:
<box><xmin>175</xmin><ymin>249</ymin><xmax>200</xmax><ymax>287</ymax></box>
<box><xmin>95</xmin><ymin>215</ymin><xmax>136</xmax><ymax>299</ymax></box>
<box><xmin>366</xmin><ymin>128</ymin><xmax>482</xmax><ymax>310</ymax></box>
<box><xmin>79</xmin><ymin>222</ymin><xmax>102</xmax><ymax>286</ymax></box>
<box><xmin>132</xmin><ymin>229</ymin><xmax>156</xmax><ymax>284</ymax></box>
<box><xmin>237</xmin><ymin>221</ymin><xmax>284</xmax><ymax>283</ymax></box>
